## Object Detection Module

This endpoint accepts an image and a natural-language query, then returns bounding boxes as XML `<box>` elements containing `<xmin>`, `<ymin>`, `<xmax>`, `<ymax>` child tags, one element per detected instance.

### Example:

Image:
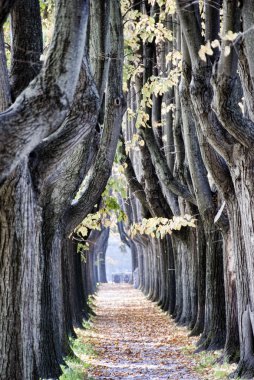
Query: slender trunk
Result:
<box><xmin>0</xmin><ymin>30</ymin><xmax>11</xmax><ymax>110</ymax></box>
<box><xmin>68</xmin><ymin>238</ymin><xmax>89</xmax><ymax>326</ymax></box>
<box><xmin>190</xmin><ymin>222</ymin><xmax>206</xmax><ymax>336</ymax></box>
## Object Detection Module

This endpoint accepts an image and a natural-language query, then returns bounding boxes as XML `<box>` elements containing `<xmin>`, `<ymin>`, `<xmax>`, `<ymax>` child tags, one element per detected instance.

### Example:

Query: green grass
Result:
<box><xmin>60</xmin><ymin>336</ymin><xmax>96</xmax><ymax>380</ymax></box>
<box><xmin>191</xmin><ymin>350</ymin><xmax>238</xmax><ymax>379</ymax></box>
<box><xmin>194</xmin><ymin>352</ymin><xmax>218</xmax><ymax>373</ymax></box>
<box><xmin>60</xmin><ymin>358</ymin><xmax>88</xmax><ymax>380</ymax></box>
<box><xmin>60</xmin><ymin>289</ymin><xmax>99</xmax><ymax>380</ymax></box>
<box><xmin>180</xmin><ymin>342</ymin><xmax>239</xmax><ymax>379</ymax></box>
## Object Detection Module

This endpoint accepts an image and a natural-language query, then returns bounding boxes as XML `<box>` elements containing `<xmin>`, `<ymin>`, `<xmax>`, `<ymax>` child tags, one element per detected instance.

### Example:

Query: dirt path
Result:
<box><xmin>82</xmin><ymin>284</ymin><xmax>202</xmax><ymax>380</ymax></box>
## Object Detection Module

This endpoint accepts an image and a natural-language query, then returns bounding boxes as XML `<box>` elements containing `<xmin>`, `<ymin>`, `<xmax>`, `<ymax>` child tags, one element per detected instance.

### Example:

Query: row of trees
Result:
<box><xmin>0</xmin><ymin>0</ymin><xmax>124</xmax><ymax>379</ymax></box>
<box><xmin>1</xmin><ymin>0</ymin><xmax>254</xmax><ymax>379</ymax></box>
<box><xmin>113</xmin><ymin>1</ymin><xmax>254</xmax><ymax>379</ymax></box>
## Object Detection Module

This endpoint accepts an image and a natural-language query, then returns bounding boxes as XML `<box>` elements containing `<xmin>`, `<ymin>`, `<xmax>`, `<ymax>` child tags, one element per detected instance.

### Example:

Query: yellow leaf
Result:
<box><xmin>224</xmin><ymin>46</ymin><xmax>231</xmax><ymax>57</ymax></box>
<box><xmin>198</xmin><ymin>45</ymin><xmax>207</xmax><ymax>62</ymax></box>
<box><xmin>211</xmin><ymin>39</ymin><xmax>220</xmax><ymax>49</ymax></box>
<box><xmin>223</xmin><ymin>30</ymin><xmax>238</xmax><ymax>42</ymax></box>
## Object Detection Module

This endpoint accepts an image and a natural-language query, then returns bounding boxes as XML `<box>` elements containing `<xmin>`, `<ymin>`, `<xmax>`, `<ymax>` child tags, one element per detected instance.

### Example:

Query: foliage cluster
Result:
<box><xmin>130</xmin><ymin>215</ymin><xmax>196</xmax><ymax>239</ymax></box>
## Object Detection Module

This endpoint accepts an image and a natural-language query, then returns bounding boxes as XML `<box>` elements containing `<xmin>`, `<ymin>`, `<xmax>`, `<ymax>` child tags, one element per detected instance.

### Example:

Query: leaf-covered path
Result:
<box><xmin>82</xmin><ymin>284</ymin><xmax>202</xmax><ymax>379</ymax></box>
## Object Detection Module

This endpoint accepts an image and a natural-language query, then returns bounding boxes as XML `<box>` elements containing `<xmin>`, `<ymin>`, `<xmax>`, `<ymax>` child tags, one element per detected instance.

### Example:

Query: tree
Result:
<box><xmin>119</xmin><ymin>1</ymin><xmax>254</xmax><ymax>378</ymax></box>
<box><xmin>0</xmin><ymin>0</ymin><xmax>124</xmax><ymax>378</ymax></box>
<box><xmin>121</xmin><ymin>0</ymin><xmax>226</xmax><ymax>352</ymax></box>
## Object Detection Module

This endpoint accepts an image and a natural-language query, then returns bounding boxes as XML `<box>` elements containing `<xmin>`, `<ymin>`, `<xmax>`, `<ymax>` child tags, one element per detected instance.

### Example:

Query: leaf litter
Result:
<box><xmin>78</xmin><ymin>283</ymin><xmax>209</xmax><ymax>379</ymax></box>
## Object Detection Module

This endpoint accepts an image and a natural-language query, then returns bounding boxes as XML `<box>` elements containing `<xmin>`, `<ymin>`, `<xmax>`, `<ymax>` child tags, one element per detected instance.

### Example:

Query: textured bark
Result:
<box><xmin>68</xmin><ymin>238</ymin><xmax>90</xmax><ymax>325</ymax></box>
<box><xmin>197</xmin><ymin>223</ymin><xmax>226</xmax><ymax>351</ymax></box>
<box><xmin>0</xmin><ymin>1</ymin><xmax>122</xmax><ymax>379</ymax></box>
<box><xmin>190</xmin><ymin>222</ymin><xmax>206</xmax><ymax>336</ymax></box>
<box><xmin>0</xmin><ymin>162</ymin><xmax>42</xmax><ymax>380</ymax></box>
<box><xmin>227</xmin><ymin>198</ymin><xmax>254</xmax><ymax>377</ymax></box>
<box><xmin>89</xmin><ymin>0</ymin><xmax>110</xmax><ymax>100</ymax></box>
<box><xmin>174</xmin><ymin>234</ymin><xmax>192</xmax><ymax>326</ymax></box>
<box><xmin>186</xmin><ymin>74</ymin><xmax>228</xmax><ymax>349</ymax></box>
<box><xmin>30</xmin><ymin>61</ymin><xmax>99</xmax><ymax>377</ymax></box>
<box><xmin>119</xmin><ymin>135</ymin><xmax>151</xmax><ymax>216</ymax></box>
<box><xmin>140</xmin><ymin>125</ymin><xmax>196</xmax><ymax>208</ymax></box>
<box><xmin>176</xmin><ymin>4</ymin><xmax>241</xmax><ymax>358</ymax></box>
<box><xmin>23</xmin><ymin>9</ymin><xmax>125</xmax><ymax>371</ymax></box>
<box><xmin>180</xmin><ymin>69</ymin><xmax>229</xmax><ymax>346</ymax></box>
<box><xmin>0</xmin><ymin>0</ymin><xmax>89</xmax><ymax>182</ymax></box>
<box><xmin>221</xmin><ymin>219</ymin><xmax>239</xmax><ymax>363</ymax></box>
<box><xmin>10</xmin><ymin>0</ymin><xmax>43</xmax><ymax>97</ymax></box>
<box><xmin>66</xmin><ymin>0</ymin><xmax>125</xmax><ymax>233</ymax></box>
<box><xmin>140</xmin><ymin>142</ymin><xmax>173</xmax><ymax>219</ymax></box>
<box><xmin>0</xmin><ymin>30</ymin><xmax>11</xmax><ymax>110</ymax></box>
<box><xmin>157</xmin><ymin>236</ymin><xmax>175</xmax><ymax>313</ymax></box>
<box><xmin>165</xmin><ymin>236</ymin><xmax>176</xmax><ymax>315</ymax></box>
<box><xmin>0</xmin><ymin>8</ymin><xmax>44</xmax><ymax>376</ymax></box>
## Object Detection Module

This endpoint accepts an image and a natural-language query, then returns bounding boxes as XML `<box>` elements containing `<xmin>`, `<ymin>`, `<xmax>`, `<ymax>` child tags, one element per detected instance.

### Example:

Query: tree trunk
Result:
<box><xmin>190</xmin><ymin>222</ymin><xmax>206</xmax><ymax>336</ymax></box>
<box><xmin>197</xmin><ymin>221</ymin><xmax>226</xmax><ymax>351</ymax></box>
<box><xmin>227</xmin><ymin>194</ymin><xmax>254</xmax><ymax>378</ymax></box>
<box><xmin>0</xmin><ymin>162</ymin><xmax>42</xmax><ymax>380</ymax></box>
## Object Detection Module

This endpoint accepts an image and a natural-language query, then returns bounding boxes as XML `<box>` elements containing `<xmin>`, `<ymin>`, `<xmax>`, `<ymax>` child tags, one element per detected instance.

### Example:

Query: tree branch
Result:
<box><xmin>65</xmin><ymin>0</ymin><xmax>125</xmax><ymax>235</ymax></box>
<box><xmin>175</xmin><ymin>0</ymin><xmax>203</xmax><ymax>69</ymax></box>
<box><xmin>212</xmin><ymin>0</ymin><xmax>254</xmax><ymax>148</ymax></box>
<box><xmin>205</xmin><ymin>0</ymin><xmax>221</xmax><ymax>62</ymax></box>
<box><xmin>89</xmin><ymin>0</ymin><xmax>111</xmax><ymax>102</ymax></box>
<box><xmin>117</xmin><ymin>221</ymin><xmax>131</xmax><ymax>248</ymax></box>
<box><xmin>0</xmin><ymin>0</ymin><xmax>89</xmax><ymax>182</ymax></box>
<box><xmin>0</xmin><ymin>0</ymin><xmax>16</xmax><ymax>27</ymax></box>
<box><xmin>119</xmin><ymin>134</ymin><xmax>151</xmax><ymax>216</ymax></box>
<box><xmin>242</xmin><ymin>0</ymin><xmax>254</xmax><ymax>83</ymax></box>
<box><xmin>176</xmin><ymin>0</ymin><xmax>235</xmax><ymax>163</ymax></box>
<box><xmin>30</xmin><ymin>58</ymin><xmax>100</xmax><ymax>191</ymax></box>
<box><xmin>141</xmin><ymin>126</ymin><xmax>197</xmax><ymax>206</ymax></box>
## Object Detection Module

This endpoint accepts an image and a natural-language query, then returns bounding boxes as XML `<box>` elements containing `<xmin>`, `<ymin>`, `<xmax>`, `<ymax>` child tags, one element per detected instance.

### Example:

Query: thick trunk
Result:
<box><xmin>0</xmin><ymin>162</ymin><xmax>41</xmax><ymax>380</ymax></box>
<box><xmin>69</xmin><ymin>238</ymin><xmax>89</xmax><ymax>324</ymax></box>
<box><xmin>38</xmin><ymin>227</ymin><xmax>65</xmax><ymax>378</ymax></box>
<box><xmin>228</xmin><ymin>160</ymin><xmax>254</xmax><ymax>377</ymax></box>
<box><xmin>220</xmin><ymin>218</ymin><xmax>239</xmax><ymax>363</ymax></box>
<box><xmin>197</xmin><ymin>221</ymin><xmax>226</xmax><ymax>351</ymax></box>
<box><xmin>172</xmin><ymin>232</ymin><xmax>193</xmax><ymax>326</ymax></box>
<box><xmin>157</xmin><ymin>237</ymin><xmax>173</xmax><ymax>311</ymax></box>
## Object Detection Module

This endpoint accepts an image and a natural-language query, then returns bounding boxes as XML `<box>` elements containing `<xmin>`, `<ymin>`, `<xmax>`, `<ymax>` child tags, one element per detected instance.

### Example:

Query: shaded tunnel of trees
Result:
<box><xmin>1</xmin><ymin>0</ymin><xmax>254</xmax><ymax>379</ymax></box>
